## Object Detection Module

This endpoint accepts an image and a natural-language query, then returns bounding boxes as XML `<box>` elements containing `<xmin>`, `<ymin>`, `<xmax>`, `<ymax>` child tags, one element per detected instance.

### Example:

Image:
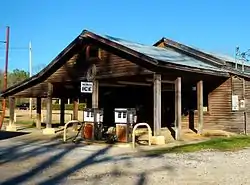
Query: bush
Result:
<box><xmin>51</xmin><ymin>103</ymin><xmax>86</xmax><ymax>111</ymax></box>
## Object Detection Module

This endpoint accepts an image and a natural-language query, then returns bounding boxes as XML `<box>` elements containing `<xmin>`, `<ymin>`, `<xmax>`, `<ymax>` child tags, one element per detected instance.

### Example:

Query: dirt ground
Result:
<box><xmin>1</xmin><ymin>110</ymin><xmax>249</xmax><ymax>184</ymax></box>
<box><xmin>0</xmin><ymin>130</ymin><xmax>250</xmax><ymax>185</ymax></box>
<box><xmin>4</xmin><ymin>109</ymin><xmax>84</xmax><ymax>124</ymax></box>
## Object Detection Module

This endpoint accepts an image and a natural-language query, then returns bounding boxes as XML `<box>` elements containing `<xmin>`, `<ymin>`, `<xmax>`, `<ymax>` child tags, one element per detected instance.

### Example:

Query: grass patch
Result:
<box><xmin>17</xmin><ymin>120</ymin><xmax>35</xmax><ymax>125</ymax></box>
<box><xmin>145</xmin><ymin>136</ymin><xmax>250</xmax><ymax>155</ymax></box>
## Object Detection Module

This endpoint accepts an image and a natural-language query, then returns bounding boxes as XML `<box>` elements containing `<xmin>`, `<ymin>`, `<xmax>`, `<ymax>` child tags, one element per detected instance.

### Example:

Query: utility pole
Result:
<box><xmin>29</xmin><ymin>41</ymin><xmax>32</xmax><ymax>118</ymax></box>
<box><xmin>0</xmin><ymin>26</ymin><xmax>10</xmax><ymax>130</ymax></box>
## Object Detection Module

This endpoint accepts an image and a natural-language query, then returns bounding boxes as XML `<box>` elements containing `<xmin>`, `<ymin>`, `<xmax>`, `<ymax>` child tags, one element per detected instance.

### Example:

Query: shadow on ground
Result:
<box><xmin>0</xmin><ymin>131</ymin><xmax>29</xmax><ymax>140</ymax></box>
<box><xmin>0</xmin><ymin>134</ymin><xmax>179</xmax><ymax>185</ymax></box>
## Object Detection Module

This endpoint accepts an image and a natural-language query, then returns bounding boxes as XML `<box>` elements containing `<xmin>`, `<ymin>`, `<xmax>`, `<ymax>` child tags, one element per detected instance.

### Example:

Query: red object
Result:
<box><xmin>83</xmin><ymin>123</ymin><xmax>94</xmax><ymax>139</ymax></box>
<box><xmin>116</xmin><ymin>124</ymin><xmax>128</xmax><ymax>142</ymax></box>
<box><xmin>0</xmin><ymin>26</ymin><xmax>10</xmax><ymax>130</ymax></box>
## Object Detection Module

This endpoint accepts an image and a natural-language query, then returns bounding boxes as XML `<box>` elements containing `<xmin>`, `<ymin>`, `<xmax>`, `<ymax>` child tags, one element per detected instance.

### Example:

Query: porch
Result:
<box><xmin>0</xmin><ymin>30</ymin><xmax>231</xmax><ymax>143</ymax></box>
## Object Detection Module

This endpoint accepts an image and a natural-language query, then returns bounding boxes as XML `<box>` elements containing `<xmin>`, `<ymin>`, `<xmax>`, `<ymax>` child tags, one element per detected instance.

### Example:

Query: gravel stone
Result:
<box><xmin>0</xmin><ymin>137</ymin><xmax>250</xmax><ymax>185</ymax></box>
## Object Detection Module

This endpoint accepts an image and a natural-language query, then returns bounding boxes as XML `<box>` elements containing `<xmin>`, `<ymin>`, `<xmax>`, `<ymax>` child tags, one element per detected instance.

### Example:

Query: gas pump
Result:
<box><xmin>82</xmin><ymin>108</ymin><xmax>103</xmax><ymax>140</ymax></box>
<box><xmin>114</xmin><ymin>108</ymin><xmax>137</xmax><ymax>142</ymax></box>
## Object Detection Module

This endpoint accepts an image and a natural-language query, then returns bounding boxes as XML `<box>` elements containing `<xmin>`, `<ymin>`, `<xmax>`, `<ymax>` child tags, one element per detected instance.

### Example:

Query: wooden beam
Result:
<box><xmin>92</xmin><ymin>80</ymin><xmax>99</xmax><ymax>108</ymax></box>
<box><xmin>73</xmin><ymin>97</ymin><xmax>79</xmax><ymax>130</ymax></box>
<box><xmin>73</xmin><ymin>98</ymin><xmax>79</xmax><ymax>120</ymax></box>
<box><xmin>46</xmin><ymin>83</ymin><xmax>53</xmax><ymax>128</ymax></box>
<box><xmin>153</xmin><ymin>73</ymin><xmax>161</xmax><ymax>136</ymax></box>
<box><xmin>9</xmin><ymin>96</ymin><xmax>15</xmax><ymax>126</ymax></box>
<box><xmin>197</xmin><ymin>80</ymin><xmax>203</xmax><ymax>134</ymax></box>
<box><xmin>175</xmin><ymin>77</ymin><xmax>181</xmax><ymax>140</ymax></box>
<box><xmin>36</xmin><ymin>97</ymin><xmax>41</xmax><ymax>129</ymax></box>
<box><xmin>60</xmin><ymin>98</ymin><xmax>65</xmax><ymax>125</ymax></box>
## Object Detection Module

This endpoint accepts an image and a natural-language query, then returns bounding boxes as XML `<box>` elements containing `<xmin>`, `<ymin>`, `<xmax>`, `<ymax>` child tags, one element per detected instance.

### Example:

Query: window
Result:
<box><xmin>118</xmin><ymin>112</ymin><xmax>122</xmax><ymax>118</ymax></box>
<box><xmin>122</xmin><ymin>112</ymin><xmax>126</xmax><ymax>118</ymax></box>
<box><xmin>87</xmin><ymin>46</ymin><xmax>101</xmax><ymax>59</ymax></box>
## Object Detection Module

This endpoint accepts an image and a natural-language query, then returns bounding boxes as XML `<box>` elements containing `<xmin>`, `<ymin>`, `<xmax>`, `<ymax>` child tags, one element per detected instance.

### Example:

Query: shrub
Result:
<box><xmin>51</xmin><ymin>103</ymin><xmax>86</xmax><ymax>111</ymax></box>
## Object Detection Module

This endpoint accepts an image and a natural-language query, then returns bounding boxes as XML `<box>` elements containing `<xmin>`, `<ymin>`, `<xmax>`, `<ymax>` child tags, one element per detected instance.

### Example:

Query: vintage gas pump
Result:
<box><xmin>114</xmin><ymin>108</ymin><xmax>137</xmax><ymax>142</ymax></box>
<box><xmin>82</xmin><ymin>108</ymin><xmax>103</xmax><ymax>140</ymax></box>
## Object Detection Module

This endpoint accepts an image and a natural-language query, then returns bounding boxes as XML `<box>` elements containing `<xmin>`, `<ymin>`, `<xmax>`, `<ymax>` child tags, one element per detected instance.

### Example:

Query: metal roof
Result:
<box><xmin>183</xmin><ymin>43</ymin><xmax>250</xmax><ymax>67</ymax></box>
<box><xmin>101</xmin><ymin>35</ymin><xmax>227</xmax><ymax>72</ymax></box>
<box><xmin>0</xmin><ymin>30</ymin><xmax>233</xmax><ymax>97</ymax></box>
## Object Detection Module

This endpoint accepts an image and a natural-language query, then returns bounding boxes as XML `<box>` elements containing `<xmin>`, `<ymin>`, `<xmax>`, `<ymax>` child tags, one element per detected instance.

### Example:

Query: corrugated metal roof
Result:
<box><xmin>101</xmin><ymin>35</ymin><xmax>226</xmax><ymax>72</ymax></box>
<box><xmin>186</xmin><ymin>44</ymin><xmax>250</xmax><ymax>67</ymax></box>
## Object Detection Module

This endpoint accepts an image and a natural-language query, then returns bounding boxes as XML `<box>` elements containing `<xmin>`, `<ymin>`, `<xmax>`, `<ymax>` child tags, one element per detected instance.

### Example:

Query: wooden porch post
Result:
<box><xmin>46</xmin><ymin>83</ymin><xmax>53</xmax><ymax>129</ymax></box>
<box><xmin>6</xmin><ymin>96</ymin><xmax>17</xmax><ymax>131</ymax></box>
<box><xmin>197</xmin><ymin>80</ymin><xmax>204</xmax><ymax>134</ymax></box>
<box><xmin>92</xmin><ymin>80</ymin><xmax>99</xmax><ymax>108</ymax></box>
<box><xmin>36</xmin><ymin>97</ymin><xmax>41</xmax><ymax>129</ymax></box>
<box><xmin>153</xmin><ymin>73</ymin><xmax>161</xmax><ymax>136</ymax></box>
<box><xmin>175</xmin><ymin>77</ymin><xmax>182</xmax><ymax>140</ymax></box>
<box><xmin>60</xmin><ymin>98</ymin><xmax>65</xmax><ymax>125</ymax></box>
<box><xmin>72</xmin><ymin>97</ymin><xmax>79</xmax><ymax>130</ymax></box>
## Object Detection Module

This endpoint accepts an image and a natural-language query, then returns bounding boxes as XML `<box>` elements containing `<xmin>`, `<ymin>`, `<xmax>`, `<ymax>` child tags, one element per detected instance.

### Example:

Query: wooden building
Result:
<box><xmin>1</xmin><ymin>30</ymin><xmax>249</xmax><ymax>139</ymax></box>
<box><xmin>153</xmin><ymin>38</ymin><xmax>250</xmax><ymax>134</ymax></box>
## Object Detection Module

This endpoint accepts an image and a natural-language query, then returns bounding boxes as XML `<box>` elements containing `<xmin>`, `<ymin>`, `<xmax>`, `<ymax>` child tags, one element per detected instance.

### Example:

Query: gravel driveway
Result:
<box><xmin>0</xmin><ymin>133</ymin><xmax>250</xmax><ymax>185</ymax></box>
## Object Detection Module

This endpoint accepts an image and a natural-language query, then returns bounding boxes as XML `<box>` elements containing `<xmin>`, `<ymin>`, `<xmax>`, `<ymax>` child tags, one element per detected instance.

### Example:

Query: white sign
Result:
<box><xmin>83</xmin><ymin>111</ymin><xmax>94</xmax><ymax>122</ymax></box>
<box><xmin>232</xmin><ymin>95</ymin><xmax>239</xmax><ymax>111</ymax></box>
<box><xmin>115</xmin><ymin>108</ymin><xmax>128</xmax><ymax>123</ymax></box>
<box><xmin>240</xmin><ymin>99</ymin><xmax>245</xmax><ymax>109</ymax></box>
<box><xmin>81</xmin><ymin>82</ymin><xmax>93</xmax><ymax>93</ymax></box>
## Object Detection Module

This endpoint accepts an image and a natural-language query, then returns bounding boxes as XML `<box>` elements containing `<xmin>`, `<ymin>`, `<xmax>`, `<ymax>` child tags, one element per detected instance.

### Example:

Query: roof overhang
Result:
<box><xmin>0</xmin><ymin>31</ymin><xmax>234</xmax><ymax>98</ymax></box>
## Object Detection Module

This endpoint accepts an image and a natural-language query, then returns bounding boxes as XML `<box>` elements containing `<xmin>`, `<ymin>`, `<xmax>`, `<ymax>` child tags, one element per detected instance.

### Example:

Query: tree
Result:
<box><xmin>8</xmin><ymin>69</ymin><xmax>29</xmax><ymax>87</ymax></box>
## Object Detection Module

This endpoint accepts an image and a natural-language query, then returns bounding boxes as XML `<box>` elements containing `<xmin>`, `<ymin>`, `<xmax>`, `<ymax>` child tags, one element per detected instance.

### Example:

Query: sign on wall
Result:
<box><xmin>232</xmin><ymin>95</ymin><xmax>239</xmax><ymax>111</ymax></box>
<box><xmin>240</xmin><ymin>99</ymin><xmax>245</xmax><ymax>109</ymax></box>
<box><xmin>81</xmin><ymin>82</ymin><xmax>93</xmax><ymax>93</ymax></box>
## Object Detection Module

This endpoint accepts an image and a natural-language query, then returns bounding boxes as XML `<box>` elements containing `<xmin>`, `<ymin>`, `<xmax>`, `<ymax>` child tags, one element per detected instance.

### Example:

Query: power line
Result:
<box><xmin>0</xmin><ymin>47</ymin><xmax>28</xmax><ymax>50</ymax></box>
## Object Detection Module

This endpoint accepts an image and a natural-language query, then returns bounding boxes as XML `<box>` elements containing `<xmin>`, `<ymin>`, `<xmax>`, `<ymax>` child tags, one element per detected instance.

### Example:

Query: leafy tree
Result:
<box><xmin>0</xmin><ymin>69</ymin><xmax>29</xmax><ymax>107</ymax></box>
<box><xmin>7</xmin><ymin>69</ymin><xmax>29</xmax><ymax>87</ymax></box>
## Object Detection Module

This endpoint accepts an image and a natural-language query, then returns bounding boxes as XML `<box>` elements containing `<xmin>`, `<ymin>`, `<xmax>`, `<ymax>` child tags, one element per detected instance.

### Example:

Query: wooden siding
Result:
<box><xmin>182</xmin><ymin>77</ymin><xmax>247</xmax><ymax>133</ymax></box>
<box><xmin>96</xmin><ymin>49</ymin><xmax>151</xmax><ymax>77</ymax></box>
<box><xmin>14</xmin><ymin>47</ymin><xmax>152</xmax><ymax>97</ymax></box>
<box><xmin>245</xmin><ymin>79</ymin><xmax>250</xmax><ymax>133</ymax></box>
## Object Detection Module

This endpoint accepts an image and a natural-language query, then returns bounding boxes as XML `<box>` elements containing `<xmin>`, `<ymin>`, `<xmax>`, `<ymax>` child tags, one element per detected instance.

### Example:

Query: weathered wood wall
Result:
<box><xmin>182</xmin><ymin>76</ymin><xmax>249</xmax><ymax>133</ymax></box>
<box><xmin>14</xmin><ymin>46</ymin><xmax>152</xmax><ymax>97</ymax></box>
<box><xmin>244</xmin><ymin>79</ymin><xmax>250</xmax><ymax>133</ymax></box>
<box><xmin>96</xmin><ymin>50</ymin><xmax>151</xmax><ymax>78</ymax></box>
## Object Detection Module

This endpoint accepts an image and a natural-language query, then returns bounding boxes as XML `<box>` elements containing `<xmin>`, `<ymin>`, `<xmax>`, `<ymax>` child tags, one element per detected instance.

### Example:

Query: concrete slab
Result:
<box><xmin>42</xmin><ymin>128</ymin><xmax>56</xmax><ymax>135</ymax></box>
<box><xmin>151</xmin><ymin>136</ymin><xmax>166</xmax><ymax>145</ymax></box>
<box><xmin>6</xmin><ymin>124</ymin><xmax>17</xmax><ymax>132</ymax></box>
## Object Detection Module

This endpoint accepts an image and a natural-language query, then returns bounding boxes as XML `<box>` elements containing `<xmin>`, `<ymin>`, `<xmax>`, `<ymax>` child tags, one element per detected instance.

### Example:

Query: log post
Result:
<box><xmin>46</xmin><ymin>83</ymin><xmax>53</xmax><ymax>129</ymax></box>
<box><xmin>175</xmin><ymin>77</ymin><xmax>182</xmax><ymax>140</ymax></box>
<box><xmin>197</xmin><ymin>80</ymin><xmax>204</xmax><ymax>134</ymax></box>
<box><xmin>92</xmin><ymin>80</ymin><xmax>99</xmax><ymax>108</ymax></box>
<box><xmin>72</xmin><ymin>97</ymin><xmax>79</xmax><ymax>130</ymax></box>
<box><xmin>153</xmin><ymin>74</ymin><xmax>161</xmax><ymax>136</ymax></box>
<box><xmin>60</xmin><ymin>98</ymin><xmax>65</xmax><ymax>125</ymax></box>
<box><xmin>9</xmin><ymin>96</ymin><xmax>15</xmax><ymax>126</ymax></box>
<box><xmin>36</xmin><ymin>97</ymin><xmax>41</xmax><ymax>129</ymax></box>
<box><xmin>6</xmin><ymin>96</ymin><xmax>17</xmax><ymax>131</ymax></box>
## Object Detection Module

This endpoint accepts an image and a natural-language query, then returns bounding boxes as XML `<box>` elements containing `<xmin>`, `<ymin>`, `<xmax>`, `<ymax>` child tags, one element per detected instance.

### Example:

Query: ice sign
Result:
<box><xmin>81</xmin><ymin>82</ymin><xmax>93</xmax><ymax>93</ymax></box>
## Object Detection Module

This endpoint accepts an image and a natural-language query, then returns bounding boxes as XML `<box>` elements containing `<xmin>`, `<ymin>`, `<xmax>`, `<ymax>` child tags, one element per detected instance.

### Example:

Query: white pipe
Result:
<box><xmin>63</xmin><ymin>120</ymin><xmax>81</xmax><ymax>142</ymax></box>
<box><xmin>132</xmin><ymin>123</ymin><xmax>152</xmax><ymax>148</ymax></box>
<box><xmin>29</xmin><ymin>41</ymin><xmax>33</xmax><ymax>118</ymax></box>
<box><xmin>14</xmin><ymin>113</ymin><xmax>16</xmax><ymax>123</ymax></box>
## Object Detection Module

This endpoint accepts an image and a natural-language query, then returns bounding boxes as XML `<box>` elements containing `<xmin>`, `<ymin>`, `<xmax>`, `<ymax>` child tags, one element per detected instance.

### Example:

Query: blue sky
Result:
<box><xmin>0</xmin><ymin>0</ymin><xmax>249</xmax><ymax>73</ymax></box>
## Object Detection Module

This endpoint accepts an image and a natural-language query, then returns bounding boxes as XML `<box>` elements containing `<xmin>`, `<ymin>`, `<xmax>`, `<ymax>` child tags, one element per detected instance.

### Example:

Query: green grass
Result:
<box><xmin>17</xmin><ymin>120</ymin><xmax>35</xmax><ymax>125</ymax></box>
<box><xmin>145</xmin><ymin>136</ymin><xmax>250</xmax><ymax>155</ymax></box>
